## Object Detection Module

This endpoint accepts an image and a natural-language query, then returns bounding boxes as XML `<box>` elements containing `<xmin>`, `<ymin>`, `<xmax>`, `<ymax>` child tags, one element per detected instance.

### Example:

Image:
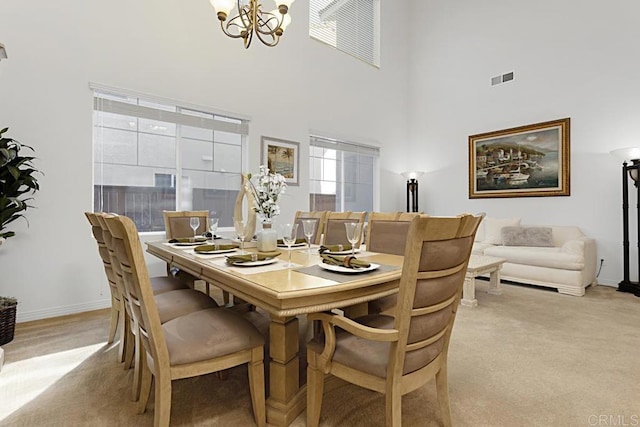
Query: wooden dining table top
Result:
<box><xmin>146</xmin><ymin>240</ymin><xmax>404</xmax><ymax>317</ymax></box>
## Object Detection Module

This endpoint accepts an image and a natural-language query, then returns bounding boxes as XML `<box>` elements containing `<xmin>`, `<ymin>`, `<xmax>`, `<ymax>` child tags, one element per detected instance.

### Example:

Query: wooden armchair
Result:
<box><xmin>306</xmin><ymin>214</ymin><xmax>482</xmax><ymax>427</ymax></box>
<box><xmin>321</xmin><ymin>211</ymin><xmax>367</xmax><ymax>247</ymax></box>
<box><xmin>105</xmin><ymin>214</ymin><xmax>266</xmax><ymax>427</ymax></box>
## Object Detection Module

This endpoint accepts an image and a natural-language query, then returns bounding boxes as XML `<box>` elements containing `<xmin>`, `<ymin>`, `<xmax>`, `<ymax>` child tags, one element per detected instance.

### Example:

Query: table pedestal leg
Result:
<box><xmin>488</xmin><ymin>269</ymin><xmax>503</xmax><ymax>295</ymax></box>
<box><xmin>461</xmin><ymin>274</ymin><xmax>478</xmax><ymax>307</ymax></box>
<box><xmin>266</xmin><ymin>315</ymin><xmax>305</xmax><ymax>426</ymax></box>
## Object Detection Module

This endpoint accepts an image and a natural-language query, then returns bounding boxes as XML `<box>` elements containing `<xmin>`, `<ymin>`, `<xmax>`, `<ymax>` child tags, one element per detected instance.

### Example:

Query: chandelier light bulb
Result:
<box><xmin>210</xmin><ymin>0</ymin><xmax>235</xmax><ymax>19</ymax></box>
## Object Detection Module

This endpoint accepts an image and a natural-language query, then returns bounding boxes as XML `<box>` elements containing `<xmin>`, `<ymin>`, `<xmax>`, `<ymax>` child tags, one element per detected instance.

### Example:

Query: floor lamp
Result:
<box><xmin>611</xmin><ymin>148</ymin><xmax>640</xmax><ymax>297</ymax></box>
<box><xmin>401</xmin><ymin>171</ymin><xmax>424</xmax><ymax>212</ymax></box>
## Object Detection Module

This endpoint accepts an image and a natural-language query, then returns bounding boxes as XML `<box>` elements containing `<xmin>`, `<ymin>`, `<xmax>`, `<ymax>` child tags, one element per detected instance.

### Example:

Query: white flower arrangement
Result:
<box><xmin>245</xmin><ymin>165</ymin><xmax>287</xmax><ymax>223</ymax></box>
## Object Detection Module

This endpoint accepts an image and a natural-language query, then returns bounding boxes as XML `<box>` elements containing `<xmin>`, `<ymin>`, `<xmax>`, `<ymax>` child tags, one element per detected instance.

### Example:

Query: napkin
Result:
<box><xmin>277</xmin><ymin>238</ymin><xmax>307</xmax><ymax>245</ymax></box>
<box><xmin>319</xmin><ymin>244</ymin><xmax>353</xmax><ymax>253</ymax></box>
<box><xmin>194</xmin><ymin>244</ymin><xmax>239</xmax><ymax>253</ymax></box>
<box><xmin>169</xmin><ymin>237</ymin><xmax>207</xmax><ymax>243</ymax></box>
<box><xmin>203</xmin><ymin>232</ymin><xmax>222</xmax><ymax>240</ymax></box>
<box><xmin>226</xmin><ymin>251</ymin><xmax>282</xmax><ymax>264</ymax></box>
<box><xmin>320</xmin><ymin>253</ymin><xmax>370</xmax><ymax>269</ymax></box>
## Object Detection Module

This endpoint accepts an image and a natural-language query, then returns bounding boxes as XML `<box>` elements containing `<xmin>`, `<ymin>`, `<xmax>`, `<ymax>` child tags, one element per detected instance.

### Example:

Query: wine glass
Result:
<box><xmin>344</xmin><ymin>222</ymin><xmax>362</xmax><ymax>256</ymax></box>
<box><xmin>279</xmin><ymin>223</ymin><xmax>299</xmax><ymax>267</ymax></box>
<box><xmin>209</xmin><ymin>217</ymin><xmax>219</xmax><ymax>242</ymax></box>
<box><xmin>189</xmin><ymin>217</ymin><xmax>200</xmax><ymax>239</ymax></box>
<box><xmin>301</xmin><ymin>219</ymin><xmax>316</xmax><ymax>254</ymax></box>
<box><xmin>234</xmin><ymin>218</ymin><xmax>248</xmax><ymax>254</ymax></box>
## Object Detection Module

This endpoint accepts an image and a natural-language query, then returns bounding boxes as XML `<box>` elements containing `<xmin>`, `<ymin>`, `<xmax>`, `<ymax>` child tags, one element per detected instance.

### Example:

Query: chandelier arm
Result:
<box><xmin>237</xmin><ymin>2</ymin><xmax>253</xmax><ymax>34</ymax></box>
<box><xmin>254</xmin><ymin>30</ymin><xmax>279</xmax><ymax>47</ymax></box>
<box><xmin>220</xmin><ymin>18</ymin><xmax>245</xmax><ymax>39</ymax></box>
<box><xmin>244</xmin><ymin>25</ymin><xmax>254</xmax><ymax>48</ymax></box>
<box><xmin>255</xmin><ymin>12</ymin><xmax>282</xmax><ymax>36</ymax></box>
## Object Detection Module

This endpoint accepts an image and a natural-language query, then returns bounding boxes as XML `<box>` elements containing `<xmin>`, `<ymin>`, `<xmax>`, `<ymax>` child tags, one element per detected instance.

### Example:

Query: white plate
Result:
<box><xmin>195</xmin><ymin>248</ymin><xmax>237</xmax><ymax>255</ymax></box>
<box><xmin>324</xmin><ymin>248</ymin><xmax>361</xmax><ymax>255</ymax></box>
<box><xmin>227</xmin><ymin>258</ymin><xmax>278</xmax><ymax>267</ymax></box>
<box><xmin>172</xmin><ymin>241</ymin><xmax>207</xmax><ymax>247</ymax></box>
<box><xmin>277</xmin><ymin>242</ymin><xmax>307</xmax><ymax>248</ymax></box>
<box><xmin>318</xmin><ymin>262</ymin><xmax>379</xmax><ymax>274</ymax></box>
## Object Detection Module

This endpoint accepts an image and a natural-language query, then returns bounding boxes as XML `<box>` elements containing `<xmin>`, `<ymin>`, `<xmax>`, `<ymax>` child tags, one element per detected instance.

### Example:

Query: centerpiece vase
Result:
<box><xmin>257</xmin><ymin>221</ymin><xmax>277</xmax><ymax>252</ymax></box>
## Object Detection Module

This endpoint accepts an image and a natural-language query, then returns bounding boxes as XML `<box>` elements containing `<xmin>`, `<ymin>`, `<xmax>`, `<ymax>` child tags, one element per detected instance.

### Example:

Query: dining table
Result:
<box><xmin>146</xmin><ymin>240</ymin><xmax>404</xmax><ymax>427</ymax></box>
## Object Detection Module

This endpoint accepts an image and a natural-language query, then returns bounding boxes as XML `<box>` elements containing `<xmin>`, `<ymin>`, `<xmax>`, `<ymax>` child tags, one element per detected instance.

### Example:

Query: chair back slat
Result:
<box><xmin>105</xmin><ymin>215</ymin><xmax>170</xmax><ymax>369</ymax></box>
<box><xmin>85</xmin><ymin>212</ymin><xmax>119</xmax><ymax>296</ymax></box>
<box><xmin>163</xmin><ymin>210</ymin><xmax>209</xmax><ymax>239</ymax></box>
<box><xmin>390</xmin><ymin>214</ymin><xmax>481</xmax><ymax>378</ymax></box>
<box><xmin>365</xmin><ymin>211</ymin><xmax>419</xmax><ymax>255</ymax></box>
<box><xmin>293</xmin><ymin>211</ymin><xmax>327</xmax><ymax>244</ymax></box>
<box><xmin>322</xmin><ymin>211</ymin><xmax>366</xmax><ymax>246</ymax></box>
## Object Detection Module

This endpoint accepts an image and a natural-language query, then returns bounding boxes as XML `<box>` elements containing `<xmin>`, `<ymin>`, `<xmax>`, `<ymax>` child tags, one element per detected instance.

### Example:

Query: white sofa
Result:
<box><xmin>472</xmin><ymin>217</ymin><xmax>598</xmax><ymax>296</ymax></box>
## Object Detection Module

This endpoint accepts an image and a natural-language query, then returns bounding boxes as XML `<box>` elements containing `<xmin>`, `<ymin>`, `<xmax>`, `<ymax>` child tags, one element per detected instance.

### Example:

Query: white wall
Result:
<box><xmin>0</xmin><ymin>0</ymin><xmax>411</xmax><ymax>321</ymax></box>
<box><xmin>408</xmin><ymin>0</ymin><xmax>640</xmax><ymax>287</ymax></box>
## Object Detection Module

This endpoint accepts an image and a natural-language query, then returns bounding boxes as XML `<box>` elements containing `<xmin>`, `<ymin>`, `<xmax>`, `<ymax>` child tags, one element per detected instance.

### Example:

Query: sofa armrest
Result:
<box><xmin>561</xmin><ymin>237</ymin><xmax>597</xmax><ymax>284</ymax></box>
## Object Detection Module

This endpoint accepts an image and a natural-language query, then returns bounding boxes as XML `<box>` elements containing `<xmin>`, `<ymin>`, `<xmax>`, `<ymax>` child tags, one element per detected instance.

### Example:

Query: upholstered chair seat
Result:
<box><xmin>154</xmin><ymin>289</ymin><xmax>219</xmax><ymax>324</ymax></box>
<box><xmin>149</xmin><ymin>276</ymin><xmax>190</xmax><ymax>295</ymax></box>
<box><xmin>163</xmin><ymin>308</ymin><xmax>264</xmax><ymax>366</ymax></box>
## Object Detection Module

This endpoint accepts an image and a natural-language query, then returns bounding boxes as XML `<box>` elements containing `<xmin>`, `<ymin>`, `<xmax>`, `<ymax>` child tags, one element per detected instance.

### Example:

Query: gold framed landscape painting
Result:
<box><xmin>468</xmin><ymin>118</ymin><xmax>570</xmax><ymax>199</ymax></box>
<box><xmin>261</xmin><ymin>136</ymin><xmax>299</xmax><ymax>186</ymax></box>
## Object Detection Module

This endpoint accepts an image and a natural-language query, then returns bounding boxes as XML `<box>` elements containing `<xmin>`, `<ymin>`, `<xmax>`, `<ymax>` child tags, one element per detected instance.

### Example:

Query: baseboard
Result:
<box><xmin>16</xmin><ymin>299</ymin><xmax>111</xmax><ymax>323</ymax></box>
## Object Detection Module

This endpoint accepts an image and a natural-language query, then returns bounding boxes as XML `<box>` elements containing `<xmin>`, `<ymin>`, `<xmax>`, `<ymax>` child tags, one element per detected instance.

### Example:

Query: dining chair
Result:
<box><xmin>86</xmin><ymin>212</ymin><xmax>196</xmax><ymax>364</ymax></box>
<box><xmin>365</xmin><ymin>212</ymin><xmax>423</xmax><ymax>315</ymax></box>
<box><xmin>306</xmin><ymin>214</ymin><xmax>482</xmax><ymax>427</ymax></box>
<box><xmin>85</xmin><ymin>212</ymin><xmax>127</xmax><ymax>361</ymax></box>
<box><xmin>293</xmin><ymin>210</ymin><xmax>327</xmax><ymax>244</ymax></box>
<box><xmin>162</xmin><ymin>210</ymin><xmax>230</xmax><ymax>304</ymax></box>
<box><xmin>162</xmin><ymin>210</ymin><xmax>209</xmax><ymax>239</ymax></box>
<box><xmin>321</xmin><ymin>211</ymin><xmax>366</xmax><ymax>247</ymax></box>
<box><xmin>105</xmin><ymin>214</ymin><xmax>266</xmax><ymax>427</ymax></box>
<box><xmin>365</xmin><ymin>212</ymin><xmax>422</xmax><ymax>255</ymax></box>
<box><xmin>94</xmin><ymin>213</ymin><xmax>222</xmax><ymax>402</ymax></box>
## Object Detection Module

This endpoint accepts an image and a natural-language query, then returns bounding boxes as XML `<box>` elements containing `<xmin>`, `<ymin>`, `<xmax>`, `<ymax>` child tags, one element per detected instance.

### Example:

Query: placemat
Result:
<box><xmin>294</xmin><ymin>263</ymin><xmax>400</xmax><ymax>283</ymax></box>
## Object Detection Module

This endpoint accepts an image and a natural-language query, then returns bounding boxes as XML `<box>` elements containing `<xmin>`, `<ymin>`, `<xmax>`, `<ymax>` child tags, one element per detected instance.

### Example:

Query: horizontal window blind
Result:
<box><xmin>92</xmin><ymin>88</ymin><xmax>247</xmax><ymax>232</ymax></box>
<box><xmin>309</xmin><ymin>0</ymin><xmax>380</xmax><ymax>67</ymax></box>
<box><xmin>93</xmin><ymin>98</ymin><xmax>248</xmax><ymax>135</ymax></box>
<box><xmin>310</xmin><ymin>135</ymin><xmax>380</xmax><ymax>157</ymax></box>
<box><xmin>309</xmin><ymin>134</ymin><xmax>379</xmax><ymax>212</ymax></box>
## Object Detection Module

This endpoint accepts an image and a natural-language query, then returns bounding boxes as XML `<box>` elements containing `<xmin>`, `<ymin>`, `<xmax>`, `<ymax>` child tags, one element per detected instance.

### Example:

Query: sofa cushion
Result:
<box><xmin>483</xmin><ymin>245</ymin><xmax>585</xmax><ymax>271</ymax></box>
<box><xmin>482</xmin><ymin>217</ymin><xmax>521</xmax><ymax>245</ymax></box>
<box><xmin>501</xmin><ymin>226</ymin><xmax>554</xmax><ymax>247</ymax></box>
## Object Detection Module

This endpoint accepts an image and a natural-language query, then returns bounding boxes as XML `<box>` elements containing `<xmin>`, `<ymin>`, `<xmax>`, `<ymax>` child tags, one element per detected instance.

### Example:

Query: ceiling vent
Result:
<box><xmin>491</xmin><ymin>71</ymin><xmax>514</xmax><ymax>86</ymax></box>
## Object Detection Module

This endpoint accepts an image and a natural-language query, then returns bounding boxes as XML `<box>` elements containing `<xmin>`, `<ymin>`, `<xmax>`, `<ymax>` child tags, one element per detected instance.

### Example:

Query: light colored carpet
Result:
<box><xmin>0</xmin><ymin>283</ymin><xmax>638</xmax><ymax>426</ymax></box>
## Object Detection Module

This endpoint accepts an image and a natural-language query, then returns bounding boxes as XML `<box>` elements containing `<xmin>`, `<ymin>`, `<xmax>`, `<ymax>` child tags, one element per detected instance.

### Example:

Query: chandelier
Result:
<box><xmin>209</xmin><ymin>0</ymin><xmax>295</xmax><ymax>48</ymax></box>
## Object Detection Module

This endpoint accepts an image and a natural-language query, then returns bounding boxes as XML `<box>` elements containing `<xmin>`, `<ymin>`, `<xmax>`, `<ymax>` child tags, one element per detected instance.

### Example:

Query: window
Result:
<box><xmin>309</xmin><ymin>0</ymin><xmax>380</xmax><ymax>67</ymax></box>
<box><xmin>92</xmin><ymin>88</ymin><xmax>248</xmax><ymax>232</ymax></box>
<box><xmin>309</xmin><ymin>135</ymin><xmax>379</xmax><ymax>212</ymax></box>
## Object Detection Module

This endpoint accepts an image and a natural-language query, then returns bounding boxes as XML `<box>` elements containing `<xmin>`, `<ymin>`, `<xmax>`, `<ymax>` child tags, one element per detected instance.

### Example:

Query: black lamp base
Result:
<box><xmin>617</xmin><ymin>280</ymin><xmax>640</xmax><ymax>296</ymax></box>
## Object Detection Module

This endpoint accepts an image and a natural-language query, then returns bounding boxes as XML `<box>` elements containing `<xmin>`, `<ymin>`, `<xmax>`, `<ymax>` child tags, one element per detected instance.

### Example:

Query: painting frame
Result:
<box><xmin>468</xmin><ymin>118</ymin><xmax>570</xmax><ymax>199</ymax></box>
<box><xmin>261</xmin><ymin>136</ymin><xmax>300</xmax><ymax>186</ymax></box>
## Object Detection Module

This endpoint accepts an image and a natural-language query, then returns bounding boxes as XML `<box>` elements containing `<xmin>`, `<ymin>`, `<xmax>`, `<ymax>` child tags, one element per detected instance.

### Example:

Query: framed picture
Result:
<box><xmin>468</xmin><ymin>118</ymin><xmax>570</xmax><ymax>199</ymax></box>
<box><xmin>261</xmin><ymin>136</ymin><xmax>300</xmax><ymax>186</ymax></box>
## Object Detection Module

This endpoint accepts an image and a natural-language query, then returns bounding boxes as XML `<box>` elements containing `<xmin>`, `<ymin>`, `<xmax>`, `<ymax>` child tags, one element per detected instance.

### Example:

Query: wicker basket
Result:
<box><xmin>0</xmin><ymin>304</ymin><xmax>17</xmax><ymax>346</ymax></box>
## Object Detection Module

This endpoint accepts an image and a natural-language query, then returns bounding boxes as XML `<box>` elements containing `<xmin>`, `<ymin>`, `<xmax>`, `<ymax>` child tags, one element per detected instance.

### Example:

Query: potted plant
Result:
<box><xmin>0</xmin><ymin>297</ymin><xmax>17</xmax><ymax>346</ymax></box>
<box><xmin>0</xmin><ymin>127</ymin><xmax>41</xmax><ymax>243</ymax></box>
<box><xmin>0</xmin><ymin>127</ymin><xmax>41</xmax><ymax>346</ymax></box>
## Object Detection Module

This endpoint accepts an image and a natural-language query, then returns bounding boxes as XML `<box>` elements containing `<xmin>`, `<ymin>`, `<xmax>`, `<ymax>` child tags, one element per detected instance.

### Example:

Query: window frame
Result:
<box><xmin>91</xmin><ymin>83</ymin><xmax>250</xmax><ymax>233</ymax></box>
<box><xmin>309</xmin><ymin>133</ymin><xmax>380</xmax><ymax>212</ymax></box>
